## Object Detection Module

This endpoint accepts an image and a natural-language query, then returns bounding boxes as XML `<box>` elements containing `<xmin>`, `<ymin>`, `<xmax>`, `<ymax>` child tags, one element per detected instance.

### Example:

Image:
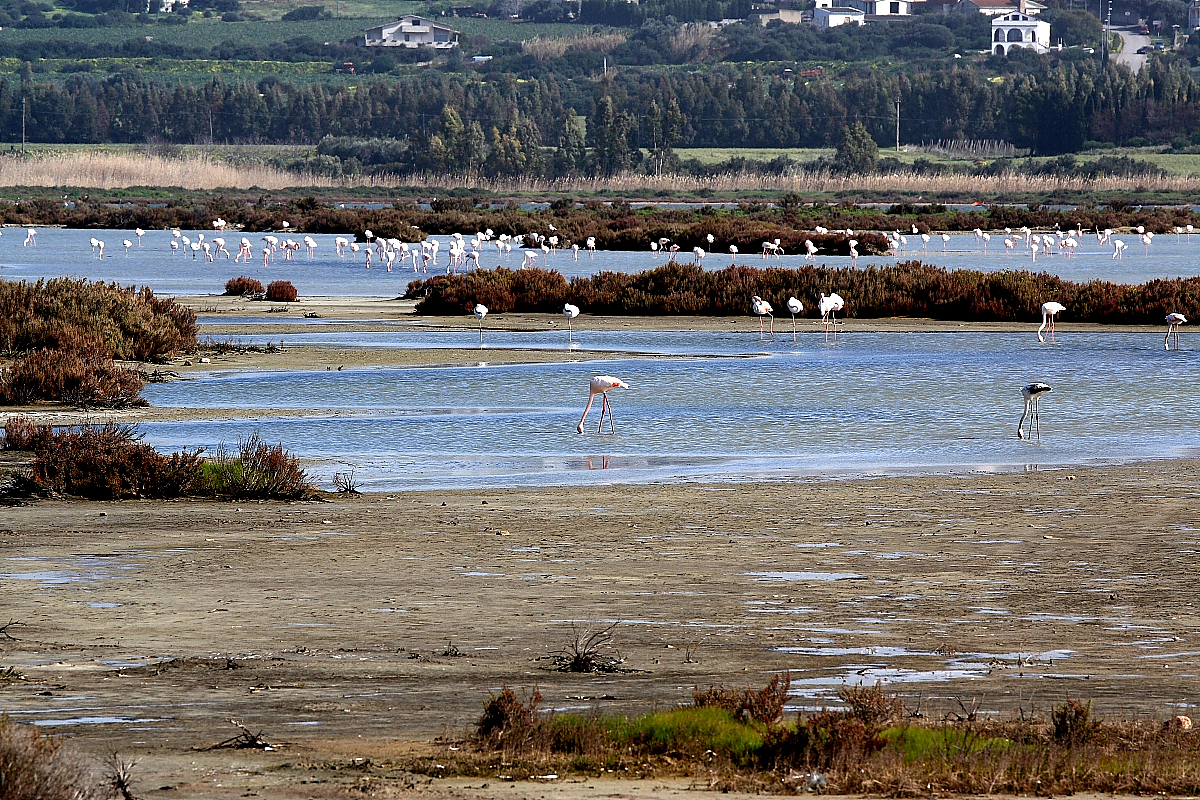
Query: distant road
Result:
<box><xmin>1114</xmin><ymin>28</ymin><xmax>1151</xmax><ymax>72</ymax></box>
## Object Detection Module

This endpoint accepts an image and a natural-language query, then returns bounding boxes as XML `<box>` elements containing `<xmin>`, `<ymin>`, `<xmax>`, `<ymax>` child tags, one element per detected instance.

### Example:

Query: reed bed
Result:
<box><xmin>373</xmin><ymin>168</ymin><xmax>1200</xmax><ymax>195</ymax></box>
<box><xmin>522</xmin><ymin>32</ymin><xmax>627</xmax><ymax>61</ymax></box>
<box><xmin>0</xmin><ymin>152</ymin><xmax>1195</xmax><ymax>195</ymax></box>
<box><xmin>0</xmin><ymin>152</ymin><xmax>337</xmax><ymax>191</ymax></box>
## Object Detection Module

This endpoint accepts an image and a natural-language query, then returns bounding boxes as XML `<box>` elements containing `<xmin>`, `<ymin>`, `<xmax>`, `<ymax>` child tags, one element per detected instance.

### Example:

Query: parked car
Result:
<box><xmin>1136</xmin><ymin>45</ymin><xmax>1153</xmax><ymax>53</ymax></box>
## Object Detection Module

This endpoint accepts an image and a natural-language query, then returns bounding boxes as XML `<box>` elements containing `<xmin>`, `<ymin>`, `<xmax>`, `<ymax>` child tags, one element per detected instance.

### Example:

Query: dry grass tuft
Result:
<box><xmin>522</xmin><ymin>32</ymin><xmax>626</xmax><ymax>61</ymax></box>
<box><xmin>0</xmin><ymin>715</ymin><xmax>98</xmax><ymax>800</ymax></box>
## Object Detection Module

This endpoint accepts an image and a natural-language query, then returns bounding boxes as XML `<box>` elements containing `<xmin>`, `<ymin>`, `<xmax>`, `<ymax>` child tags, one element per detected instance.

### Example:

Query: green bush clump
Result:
<box><xmin>405</xmin><ymin>262</ymin><xmax>1200</xmax><ymax>324</ymax></box>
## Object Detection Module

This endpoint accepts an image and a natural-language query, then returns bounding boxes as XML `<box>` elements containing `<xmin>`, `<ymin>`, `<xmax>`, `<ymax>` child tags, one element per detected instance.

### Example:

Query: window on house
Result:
<box><xmin>890</xmin><ymin>2</ymin><xmax>899</xmax><ymax>12</ymax></box>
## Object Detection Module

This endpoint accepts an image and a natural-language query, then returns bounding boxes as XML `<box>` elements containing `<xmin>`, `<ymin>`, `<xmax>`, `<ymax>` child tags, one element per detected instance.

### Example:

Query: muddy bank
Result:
<box><xmin>0</xmin><ymin>463</ymin><xmax>1198</xmax><ymax>796</ymax></box>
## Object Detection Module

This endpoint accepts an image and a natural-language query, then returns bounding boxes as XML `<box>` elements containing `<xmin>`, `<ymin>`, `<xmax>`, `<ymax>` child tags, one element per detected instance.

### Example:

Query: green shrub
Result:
<box><xmin>201</xmin><ymin>433</ymin><xmax>312</xmax><ymax>500</ymax></box>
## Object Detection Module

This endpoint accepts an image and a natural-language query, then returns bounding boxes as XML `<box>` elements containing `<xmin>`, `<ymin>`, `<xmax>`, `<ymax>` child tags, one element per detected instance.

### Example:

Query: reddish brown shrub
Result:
<box><xmin>224</xmin><ymin>276</ymin><xmax>264</xmax><ymax>296</ymax></box>
<box><xmin>0</xmin><ymin>278</ymin><xmax>196</xmax><ymax>361</ymax></box>
<box><xmin>265</xmin><ymin>281</ymin><xmax>298</xmax><ymax>302</ymax></box>
<box><xmin>2</xmin><ymin>416</ymin><xmax>52</xmax><ymax>451</ymax></box>
<box><xmin>29</xmin><ymin>422</ymin><xmax>203</xmax><ymax>500</ymax></box>
<box><xmin>477</xmin><ymin>686</ymin><xmax>542</xmax><ymax>748</ymax></box>
<box><xmin>694</xmin><ymin>672</ymin><xmax>790</xmax><ymax>726</ymax></box>
<box><xmin>0</xmin><ymin>349</ymin><xmax>146</xmax><ymax>408</ymax></box>
<box><xmin>406</xmin><ymin>262</ymin><xmax>1200</xmax><ymax>323</ymax></box>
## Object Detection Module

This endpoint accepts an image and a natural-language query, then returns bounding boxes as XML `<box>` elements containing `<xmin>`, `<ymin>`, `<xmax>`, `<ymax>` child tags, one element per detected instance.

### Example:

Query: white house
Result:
<box><xmin>363</xmin><ymin>15</ymin><xmax>460</xmax><ymax>48</ymax></box>
<box><xmin>813</xmin><ymin>6</ymin><xmax>865</xmax><ymax>26</ymax></box>
<box><xmin>991</xmin><ymin>10</ymin><xmax>1050</xmax><ymax>53</ymax></box>
<box><xmin>845</xmin><ymin>0</ymin><xmax>911</xmax><ymax>14</ymax></box>
<box><xmin>956</xmin><ymin>0</ymin><xmax>1044</xmax><ymax>14</ymax></box>
<box><xmin>154</xmin><ymin>0</ymin><xmax>187</xmax><ymax>12</ymax></box>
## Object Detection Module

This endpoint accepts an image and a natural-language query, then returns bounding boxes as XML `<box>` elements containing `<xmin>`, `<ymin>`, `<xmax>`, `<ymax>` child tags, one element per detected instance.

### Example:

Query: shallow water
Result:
<box><xmin>0</xmin><ymin>228</ymin><xmax>1196</xmax><ymax>297</ymax></box>
<box><xmin>141</xmin><ymin>331</ymin><xmax>1200</xmax><ymax>490</ymax></box>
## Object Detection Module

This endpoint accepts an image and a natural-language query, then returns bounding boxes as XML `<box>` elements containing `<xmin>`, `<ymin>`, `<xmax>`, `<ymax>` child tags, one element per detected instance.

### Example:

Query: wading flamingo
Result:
<box><xmin>751</xmin><ymin>295</ymin><xmax>774</xmax><ymax>339</ymax></box>
<box><xmin>1166</xmin><ymin>312</ymin><xmax>1187</xmax><ymax>350</ymax></box>
<box><xmin>23</xmin><ymin>228</ymin><xmax>36</xmax><ymax>247</ymax></box>
<box><xmin>787</xmin><ymin>296</ymin><xmax>803</xmax><ymax>341</ymax></box>
<box><xmin>474</xmin><ymin>303</ymin><xmax>488</xmax><ymax>347</ymax></box>
<box><xmin>1018</xmin><ymin>382</ymin><xmax>1052</xmax><ymax>442</ymax></box>
<box><xmin>577</xmin><ymin>375</ymin><xmax>630</xmax><ymax>435</ymax></box>
<box><xmin>818</xmin><ymin>292</ymin><xmax>845</xmax><ymax>342</ymax></box>
<box><xmin>1038</xmin><ymin>301</ymin><xmax>1066</xmax><ymax>343</ymax></box>
<box><xmin>123</xmin><ymin>239</ymin><xmax>133</xmax><ymax>255</ymax></box>
<box><xmin>563</xmin><ymin>303</ymin><xmax>580</xmax><ymax>342</ymax></box>
<box><xmin>134</xmin><ymin>228</ymin><xmax>145</xmax><ymax>247</ymax></box>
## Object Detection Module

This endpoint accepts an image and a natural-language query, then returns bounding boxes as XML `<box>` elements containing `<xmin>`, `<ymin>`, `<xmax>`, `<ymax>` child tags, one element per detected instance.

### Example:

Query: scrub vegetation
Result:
<box><xmin>404</xmin><ymin>261</ymin><xmax>1200</xmax><ymax>323</ymax></box>
<box><xmin>424</xmin><ymin>678</ymin><xmax>1200</xmax><ymax>795</ymax></box>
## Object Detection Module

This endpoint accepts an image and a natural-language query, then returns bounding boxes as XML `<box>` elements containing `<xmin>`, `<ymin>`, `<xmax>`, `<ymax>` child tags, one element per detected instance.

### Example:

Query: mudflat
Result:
<box><xmin>1</xmin><ymin>463</ymin><xmax>1198</xmax><ymax>798</ymax></box>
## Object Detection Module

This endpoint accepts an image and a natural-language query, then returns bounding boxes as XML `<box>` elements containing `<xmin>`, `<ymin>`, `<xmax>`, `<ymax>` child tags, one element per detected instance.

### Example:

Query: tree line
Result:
<box><xmin>2</xmin><ymin>56</ymin><xmax>1199</xmax><ymax>159</ymax></box>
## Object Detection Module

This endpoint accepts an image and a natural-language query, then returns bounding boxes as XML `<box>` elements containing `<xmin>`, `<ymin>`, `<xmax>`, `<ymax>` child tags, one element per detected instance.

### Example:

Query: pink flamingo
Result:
<box><xmin>577</xmin><ymin>375</ymin><xmax>630</xmax><ymax>434</ymax></box>
<box><xmin>1038</xmin><ymin>302</ymin><xmax>1065</xmax><ymax>343</ymax></box>
<box><xmin>1166</xmin><ymin>313</ymin><xmax>1187</xmax><ymax>350</ymax></box>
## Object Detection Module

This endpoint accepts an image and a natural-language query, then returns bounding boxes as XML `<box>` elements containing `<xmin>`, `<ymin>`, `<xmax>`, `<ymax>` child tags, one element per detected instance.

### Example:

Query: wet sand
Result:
<box><xmin>1</xmin><ymin>464</ymin><xmax>1199</xmax><ymax>798</ymax></box>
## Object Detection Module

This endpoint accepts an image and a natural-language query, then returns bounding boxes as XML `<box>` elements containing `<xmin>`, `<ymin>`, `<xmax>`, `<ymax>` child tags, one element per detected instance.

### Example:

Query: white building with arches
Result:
<box><xmin>991</xmin><ymin>11</ymin><xmax>1050</xmax><ymax>54</ymax></box>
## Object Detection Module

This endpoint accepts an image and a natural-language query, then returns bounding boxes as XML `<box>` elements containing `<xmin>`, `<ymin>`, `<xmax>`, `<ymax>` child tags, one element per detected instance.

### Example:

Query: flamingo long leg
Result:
<box><xmin>597</xmin><ymin>393</ymin><xmax>609</xmax><ymax>434</ymax></box>
<box><xmin>568</xmin><ymin>318</ymin><xmax>573</xmax><ymax>343</ymax></box>
<box><xmin>577</xmin><ymin>393</ymin><xmax>596</xmax><ymax>434</ymax></box>
<box><xmin>605</xmin><ymin>395</ymin><xmax>617</xmax><ymax>435</ymax></box>
<box><xmin>792</xmin><ymin>314</ymin><xmax>797</xmax><ymax>342</ymax></box>
<box><xmin>768</xmin><ymin>314</ymin><xmax>774</xmax><ymax>337</ymax></box>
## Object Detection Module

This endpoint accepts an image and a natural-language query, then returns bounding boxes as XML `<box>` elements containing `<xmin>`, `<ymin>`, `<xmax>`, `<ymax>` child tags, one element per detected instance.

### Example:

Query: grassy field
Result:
<box><xmin>0</xmin><ymin>14</ymin><xmax>582</xmax><ymax>50</ymax></box>
<box><xmin>677</xmin><ymin>146</ymin><xmax>1200</xmax><ymax>175</ymax></box>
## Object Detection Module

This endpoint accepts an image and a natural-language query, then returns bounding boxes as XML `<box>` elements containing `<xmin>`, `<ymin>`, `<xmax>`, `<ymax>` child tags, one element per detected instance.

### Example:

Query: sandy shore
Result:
<box><xmin>1</xmin><ymin>463</ymin><xmax>1199</xmax><ymax>797</ymax></box>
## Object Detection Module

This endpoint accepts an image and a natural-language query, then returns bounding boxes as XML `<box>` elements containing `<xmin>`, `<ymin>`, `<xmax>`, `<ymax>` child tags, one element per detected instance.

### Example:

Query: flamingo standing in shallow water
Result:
<box><xmin>23</xmin><ymin>228</ymin><xmax>36</xmax><ymax>247</ymax></box>
<box><xmin>818</xmin><ymin>292</ymin><xmax>845</xmax><ymax>342</ymax></box>
<box><xmin>473</xmin><ymin>303</ymin><xmax>488</xmax><ymax>347</ymax></box>
<box><xmin>577</xmin><ymin>375</ymin><xmax>630</xmax><ymax>434</ymax></box>
<box><xmin>563</xmin><ymin>303</ymin><xmax>580</xmax><ymax>342</ymax></box>
<box><xmin>1038</xmin><ymin>301</ymin><xmax>1066</xmax><ymax>343</ymax></box>
<box><xmin>751</xmin><ymin>295</ymin><xmax>774</xmax><ymax>339</ymax></box>
<box><xmin>1166</xmin><ymin>313</ymin><xmax>1187</xmax><ymax>350</ymax></box>
<box><xmin>787</xmin><ymin>296</ymin><xmax>803</xmax><ymax>341</ymax></box>
<box><xmin>1018</xmin><ymin>383</ymin><xmax>1052</xmax><ymax>442</ymax></box>
<box><xmin>729</xmin><ymin>245</ymin><xmax>739</xmax><ymax>264</ymax></box>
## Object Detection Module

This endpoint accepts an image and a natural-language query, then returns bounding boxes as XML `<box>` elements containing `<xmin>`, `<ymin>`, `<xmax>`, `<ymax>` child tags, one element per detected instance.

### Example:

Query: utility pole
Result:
<box><xmin>21</xmin><ymin>97</ymin><xmax>25</xmax><ymax>155</ymax></box>
<box><xmin>1102</xmin><ymin>0</ymin><xmax>1111</xmax><ymax>63</ymax></box>
<box><xmin>894</xmin><ymin>96</ymin><xmax>900</xmax><ymax>152</ymax></box>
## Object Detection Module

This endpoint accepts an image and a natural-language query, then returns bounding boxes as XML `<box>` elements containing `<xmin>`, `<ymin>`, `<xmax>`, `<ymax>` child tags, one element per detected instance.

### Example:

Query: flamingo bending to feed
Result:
<box><xmin>577</xmin><ymin>375</ymin><xmax>630</xmax><ymax>435</ymax></box>
<box><xmin>1166</xmin><ymin>313</ymin><xmax>1187</xmax><ymax>350</ymax></box>
<box><xmin>473</xmin><ymin>303</ymin><xmax>488</xmax><ymax>346</ymax></box>
<box><xmin>818</xmin><ymin>292</ymin><xmax>845</xmax><ymax>342</ymax></box>
<box><xmin>787</xmin><ymin>296</ymin><xmax>803</xmax><ymax>341</ymax></box>
<box><xmin>123</xmin><ymin>239</ymin><xmax>133</xmax><ymax>255</ymax></box>
<box><xmin>23</xmin><ymin>228</ymin><xmax>36</xmax><ymax>246</ymax></box>
<box><xmin>1038</xmin><ymin>301</ymin><xmax>1065</xmax><ymax>343</ymax></box>
<box><xmin>751</xmin><ymin>295</ymin><xmax>774</xmax><ymax>338</ymax></box>
<box><xmin>563</xmin><ymin>303</ymin><xmax>580</xmax><ymax>342</ymax></box>
<box><xmin>1018</xmin><ymin>382</ymin><xmax>1052</xmax><ymax>442</ymax></box>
